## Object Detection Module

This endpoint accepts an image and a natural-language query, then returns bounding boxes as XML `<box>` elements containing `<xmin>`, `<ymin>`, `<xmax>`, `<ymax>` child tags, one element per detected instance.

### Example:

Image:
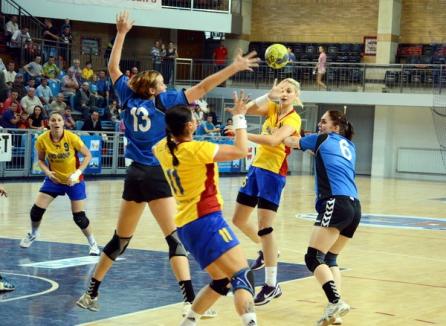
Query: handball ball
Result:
<box><xmin>265</xmin><ymin>43</ymin><xmax>289</xmax><ymax>69</ymax></box>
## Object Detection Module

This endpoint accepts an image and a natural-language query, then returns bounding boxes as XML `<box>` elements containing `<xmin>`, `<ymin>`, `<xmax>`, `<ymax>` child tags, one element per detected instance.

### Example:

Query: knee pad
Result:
<box><xmin>231</xmin><ymin>268</ymin><xmax>255</xmax><ymax>296</ymax></box>
<box><xmin>166</xmin><ymin>230</ymin><xmax>188</xmax><ymax>259</ymax></box>
<box><xmin>30</xmin><ymin>205</ymin><xmax>46</xmax><ymax>222</ymax></box>
<box><xmin>258</xmin><ymin>198</ymin><xmax>278</xmax><ymax>212</ymax></box>
<box><xmin>103</xmin><ymin>231</ymin><xmax>132</xmax><ymax>261</ymax></box>
<box><xmin>304</xmin><ymin>247</ymin><xmax>326</xmax><ymax>273</ymax></box>
<box><xmin>258</xmin><ymin>227</ymin><xmax>273</xmax><ymax>237</ymax></box>
<box><xmin>209</xmin><ymin>278</ymin><xmax>230</xmax><ymax>296</ymax></box>
<box><xmin>325</xmin><ymin>251</ymin><xmax>338</xmax><ymax>267</ymax></box>
<box><xmin>236</xmin><ymin>192</ymin><xmax>258</xmax><ymax>208</ymax></box>
<box><xmin>72</xmin><ymin>211</ymin><xmax>90</xmax><ymax>230</ymax></box>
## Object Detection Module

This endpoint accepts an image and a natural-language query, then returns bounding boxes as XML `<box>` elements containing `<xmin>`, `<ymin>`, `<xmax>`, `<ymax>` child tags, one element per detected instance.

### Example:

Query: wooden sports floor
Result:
<box><xmin>0</xmin><ymin>175</ymin><xmax>445</xmax><ymax>325</ymax></box>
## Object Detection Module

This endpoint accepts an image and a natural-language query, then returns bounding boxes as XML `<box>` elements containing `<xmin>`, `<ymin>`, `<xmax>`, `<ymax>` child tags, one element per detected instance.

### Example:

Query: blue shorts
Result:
<box><xmin>177</xmin><ymin>211</ymin><xmax>240</xmax><ymax>270</ymax></box>
<box><xmin>239</xmin><ymin>166</ymin><xmax>286</xmax><ymax>206</ymax></box>
<box><xmin>39</xmin><ymin>178</ymin><xmax>87</xmax><ymax>201</ymax></box>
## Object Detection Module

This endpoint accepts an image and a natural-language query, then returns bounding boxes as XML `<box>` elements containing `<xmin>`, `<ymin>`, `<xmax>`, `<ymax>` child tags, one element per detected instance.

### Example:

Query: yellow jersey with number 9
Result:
<box><xmin>252</xmin><ymin>101</ymin><xmax>301</xmax><ymax>176</ymax></box>
<box><xmin>35</xmin><ymin>130</ymin><xmax>85</xmax><ymax>184</ymax></box>
<box><xmin>153</xmin><ymin>139</ymin><xmax>223</xmax><ymax>227</ymax></box>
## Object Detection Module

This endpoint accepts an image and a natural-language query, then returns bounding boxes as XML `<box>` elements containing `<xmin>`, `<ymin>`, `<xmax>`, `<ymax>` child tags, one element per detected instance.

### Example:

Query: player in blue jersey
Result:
<box><xmin>284</xmin><ymin>110</ymin><xmax>361</xmax><ymax>326</ymax></box>
<box><xmin>77</xmin><ymin>11</ymin><xmax>260</xmax><ymax>313</ymax></box>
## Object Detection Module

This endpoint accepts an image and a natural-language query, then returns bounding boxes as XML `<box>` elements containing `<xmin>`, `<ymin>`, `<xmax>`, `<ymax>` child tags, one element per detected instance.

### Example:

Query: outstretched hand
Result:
<box><xmin>116</xmin><ymin>11</ymin><xmax>134</xmax><ymax>34</ymax></box>
<box><xmin>226</xmin><ymin>90</ymin><xmax>249</xmax><ymax>116</ymax></box>
<box><xmin>268</xmin><ymin>79</ymin><xmax>282</xmax><ymax>101</ymax></box>
<box><xmin>232</xmin><ymin>49</ymin><xmax>260</xmax><ymax>72</ymax></box>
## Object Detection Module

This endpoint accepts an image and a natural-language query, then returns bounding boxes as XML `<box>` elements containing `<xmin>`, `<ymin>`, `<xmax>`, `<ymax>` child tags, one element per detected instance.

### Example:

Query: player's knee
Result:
<box><xmin>257</xmin><ymin>227</ymin><xmax>273</xmax><ymax>237</ymax></box>
<box><xmin>209</xmin><ymin>278</ymin><xmax>230</xmax><ymax>296</ymax></box>
<box><xmin>325</xmin><ymin>251</ymin><xmax>338</xmax><ymax>267</ymax></box>
<box><xmin>165</xmin><ymin>230</ymin><xmax>187</xmax><ymax>259</ymax></box>
<box><xmin>258</xmin><ymin>198</ymin><xmax>278</xmax><ymax>212</ymax></box>
<box><xmin>30</xmin><ymin>205</ymin><xmax>46</xmax><ymax>222</ymax></box>
<box><xmin>305</xmin><ymin>247</ymin><xmax>326</xmax><ymax>273</ymax></box>
<box><xmin>72</xmin><ymin>211</ymin><xmax>89</xmax><ymax>230</ymax></box>
<box><xmin>103</xmin><ymin>231</ymin><xmax>132</xmax><ymax>261</ymax></box>
<box><xmin>236</xmin><ymin>192</ymin><xmax>258</xmax><ymax>208</ymax></box>
<box><xmin>231</xmin><ymin>268</ymin><xmax>255</xmax><ymax>296</ymax></box>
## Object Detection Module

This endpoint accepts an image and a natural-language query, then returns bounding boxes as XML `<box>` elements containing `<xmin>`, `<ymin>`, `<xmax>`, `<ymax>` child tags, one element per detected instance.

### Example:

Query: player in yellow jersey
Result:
<box><xmin>19</xmin><ymin>111</ymin><xmax>100</xmax><ymax>256</ymax></box>
<box><xmin>230</xmin><ymin>78</ymin><xmax>302</xmax><ymax>306</ymax></box>
<box><xmin>154</xmin><ymin>92</ymin><xmax>257</xmax><ymax>326</ymax></box>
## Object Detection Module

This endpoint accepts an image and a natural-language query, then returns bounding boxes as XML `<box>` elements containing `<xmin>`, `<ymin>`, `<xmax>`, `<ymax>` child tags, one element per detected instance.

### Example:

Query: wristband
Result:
<box><xmin>254</xmin><ymin>94</ymin><xmax>269</xmax><ymax>107</ymax></box>
<box><xmin>232</xmin><ymin>114</ymin><xmax>247</xmax><ymax>129</ymax></box>
<box><xmin>69</xmin><ymin>169</ymin><xmax>82</xmax><ymax>183</ymax></box>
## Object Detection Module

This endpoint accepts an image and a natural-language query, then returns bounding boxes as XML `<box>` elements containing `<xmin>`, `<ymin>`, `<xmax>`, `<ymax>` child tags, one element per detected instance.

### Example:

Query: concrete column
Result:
<box><xmin>376</xmin><ymin>0</ymin><xmax>402</xmax><ymax>64</ymax></box>
<box><xmin>371</xmin><ymin>106</ymin><xmax>395</xmax><ymax>177</ymax></box>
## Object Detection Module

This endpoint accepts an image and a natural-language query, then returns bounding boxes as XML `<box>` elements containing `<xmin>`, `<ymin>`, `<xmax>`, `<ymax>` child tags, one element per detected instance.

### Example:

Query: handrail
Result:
<box><xmin>1</xmin><ymin>0</ymin><xmax>46</xmax><ymax>29</ymax></box>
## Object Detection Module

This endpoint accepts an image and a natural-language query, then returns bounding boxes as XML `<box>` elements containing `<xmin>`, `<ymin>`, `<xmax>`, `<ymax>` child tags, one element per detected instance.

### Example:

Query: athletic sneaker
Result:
<box><xmin>316</xmin><ymin>300</ymin><xmax>350</xmax><ymax>326</ymax></box>
<box><xmin>76</xmin><ymin>293</ymin><xmax>99</xmax><ymax>311</ymax></box>
<box><xmin>250</xmin><ymin>250</ymin><xmax>280</xmax><ymax>271</ymax></box>
<box><xmin>182</xmin><ymin>302</ymin><xmax>217</xmax><ymax>318</ymax></box>
<box><xmin>0</xmin><ymin>276</ymin><xmax>15</xmax><ymax>292</ymax></box>
<box><xmin>20</xmin><ymin>232</ymin><xmax>37</xmax><ymax>248</ymax></box>
<box><xmin>254</xmin><ymin>283</ymin><xmax>282</xmax><ymax>306</ymax></box>
<box><xmin>88</xmin><ymin>243</ymin><xmax>100</xmax><ymax>256</ymax></box>
<box><xmin>333</xmin><ymin>316</ymin><xmax>343</xmax><ymax>325</ymax></box>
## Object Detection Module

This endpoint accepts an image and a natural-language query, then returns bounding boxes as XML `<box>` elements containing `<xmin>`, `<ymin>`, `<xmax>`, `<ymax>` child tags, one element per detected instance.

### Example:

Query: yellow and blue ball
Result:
<box><xmin>265</xmin><ymin>43</ymin><xmax>289</xmax><ymax>69</ymax></box>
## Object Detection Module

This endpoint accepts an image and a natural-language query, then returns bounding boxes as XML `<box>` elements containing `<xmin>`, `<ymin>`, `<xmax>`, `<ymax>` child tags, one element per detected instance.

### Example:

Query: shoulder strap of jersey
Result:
<box><xmin>154</xmin><ymin>94</ymin><xmax>167</xmax><ymax>113</ymax></box>
<box><xmin>315</xmin><ymin>134</ymin><xmax>329</xmax><ymax>153</ymax></box>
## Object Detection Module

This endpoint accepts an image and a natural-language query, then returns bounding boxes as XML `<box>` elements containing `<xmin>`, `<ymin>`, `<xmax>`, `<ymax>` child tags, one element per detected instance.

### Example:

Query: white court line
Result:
<box><xmin>0</xmin><ymin>272</ymin><xmax>59</xmax><ymax>303</ymax></box>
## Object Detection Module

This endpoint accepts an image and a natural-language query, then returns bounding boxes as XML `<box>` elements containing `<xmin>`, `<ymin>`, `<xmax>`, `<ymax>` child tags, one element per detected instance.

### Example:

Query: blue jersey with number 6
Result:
<box><xmin>114</xmin><ymin>75</ymin><xmax>189</xmax><ymax>166</ymax></box>
<box><xmin>299</xmin><ymin>133</ymin><xmax>358</xmax><ymax>202</ymax></box>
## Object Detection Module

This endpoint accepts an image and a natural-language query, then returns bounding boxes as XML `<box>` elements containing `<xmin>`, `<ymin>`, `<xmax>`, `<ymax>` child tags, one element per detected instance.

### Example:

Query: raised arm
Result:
<box><xmin>248</xmin><ymin>124</ymin><xmax>296</xmax><ymax>147</ymax></box>
<box><xmin>185</xmin><ymin>49</ymin><xmax>259</xmax><ymax>102</ymax></box>
<box><xmin>283</xmin><ymin>135</ymin><xmax>302</xmax><ymax>149</ymax></box>
<box><xmin>108</xmin><ymin>11</ymin><xmax>134</xmax><ymax>83</ymax></box>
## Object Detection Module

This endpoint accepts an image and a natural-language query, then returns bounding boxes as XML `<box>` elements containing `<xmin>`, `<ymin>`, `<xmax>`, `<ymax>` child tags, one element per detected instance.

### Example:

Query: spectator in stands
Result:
<box><xmin>124</xmin><ymin>69</ymin><xmax>131</xmax><ymax>77</ymax></box>
<box><xmin>3</xmin><ymin>91</ymin><xmax>22</xmax><ymax>113</ymax></box>
<box><xmin>315</xmin><ymin>46</ymin><xmax>327</xmax><ymax>90</ymax></box>
<box><xmin>79</xmin><ymin>82</ymin><xmax>96</xmax><ymax>119</ymax></box>
<box><xmin>36</xmin><ymin>78</ymin><xmax>53</xmax><ymax>110</ymax></box>
<box><xmin>213</xmin><ymin>41</ymin><xmax>228</xmax><ymax>70</ymax></box>
<box><xmin>10</xmin><ymin>26</ymin><xmax>32</xmax><ymax>60</ymax></box>
<box><xmin>0</xmin><ymin>58</ymin><xmax>5</xmax><ymax>71</ymax></box>
<box><xmin>62</xmin><ymin>68</ymin><xmax>79</xmax><ymax>107</ymax></box>
<box><xmin>28</xmin><ymin>105</ymin><xmax>46</xmax><ymax>130</ymax></box>
<box><xmin>151</xmin><ymin>40</ymin><xmax>162</xmax><ymax>71</ymax></box>
<box><xmin>207</xmin><ymin>103</ymin><xmax>219</xmax><ymax>125</ymax></box>
<box><xmin>0</xmin><ymin>70</ymin><xmax>7</xmax><ymax>102</ymax></box>
<box><xmin>63</xmin><ymin>107</ymin><xmax>75</xmax><ymax>130</ymax></box>
<box><xmin>285</xmin><ymin>47</ymin><xmax>296</xmax><ymax>78</ymax></box>
<box><xmin>60</xmin><ymin>25</ymin><xmax>73</xmax><ymax>64</ymax></box>
<box><xmin>164</xmin><ymin>41</ymin><xmax>178</xmax><ymax>84</ymax></box>
<box><xmin>5</xmin><ymin>15</ymin><xmax>19</xmax><ymax>45</ymax></box>
<box><xmin>81</xmin><ymin>62</ymin><xmax>94</xmax><ymax>81</ymax></box>
<box><xmin>89</xmin><ymin>75</ymin><xmax>105</xmax><ymax>108</ymax></box>
<box><xmin>192</xmin><ymin>104</ymin><xmax>204</xmax><ymax>122</ymax></box>
<box><xmin>25</xmin><ymin>78</ymin><xmax>36</xmax><ymax>92</ymax></box>
<box><xmin>130</xmin><ymin>66</ymin><xmax>138</xmax><ymax>78</ymax></box>
<box><xmin>96</xmin><ymin>70</ymin><xmax>111</xmax><ymax>102</ymax></box>
<box><xmin>61</xmin><ymin>18</ymin><xmax>71</xmax><ymax>33</ymax></box>
<box><xmin>20</xmin><ymin>88</ymin><xmax>43</xmax><ymax>114</ymax></box>
<box><xmin>69</xmin><ymin>59</ymin><xmax>82</xmax><ymax>82</ymax></box>
<box><xmin>199</xmin><ymin>115</ymin><xmax>220</xmax><ymax>137</ymax></box>
<box><xmin>108</xmin><ymin>99</ymin><xmax>120</xmax><ymax>122</ymax></box>
<box><xmin>3</xmin><ymin>62</ymin><xmax>16</xmax><ymax>85</ymax></box>
<box><xmin>17</xmin><ymin>111</ymin><xmax>29</xmax><ymax>129</ymax></box>
<box><xmin>50</xmin><ymin>93</ymin><xmax>67</xmax><ymax>112</ymax></box>
<box><xmin>81</xmin><ymin>110</ymin><xmax>102</xmax><ymax>132</ymax></box>
<box><xmin>23</xmin><ymin>56</ymin><xmax>44</xmax><ymax>83</ymax></box>
<box><xmin>0</xmin><ymin>101</ymin><xmax>19</xmax><ymax>128</ymax></box>
<box><xmin>222</xmin><ymin>118</ymin><xmax>235</xmax><ymax>137</ymax></box>
<box><xmin>43</xmin><ymin>56</ymin><xmax>61</xmax><ymax>80</ymax></box>
<box><xmin>11</xmin><ymin>73</ymin><xmax>27</xmax><ymax>99</ymax></box>
<box><xmin>42</xmin><ymin>18</ymin><xmax>60</xmax><ymax>60</ymax></box>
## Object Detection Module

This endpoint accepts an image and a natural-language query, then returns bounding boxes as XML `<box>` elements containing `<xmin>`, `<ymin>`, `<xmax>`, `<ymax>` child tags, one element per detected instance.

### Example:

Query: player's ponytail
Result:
<box><xmin>327</xmin><ymin>110</ymin><xmax>354</xmax><ymax>140</ymax></box>
<box><xmin>165</xmin><ymin>106</ymin><xmax>194</xmax><ymax>166</ymax></box>
<box><xmin>166</xmin><ymin>129</ymin><xmax>179</xmax><ymax>166</ymax></box>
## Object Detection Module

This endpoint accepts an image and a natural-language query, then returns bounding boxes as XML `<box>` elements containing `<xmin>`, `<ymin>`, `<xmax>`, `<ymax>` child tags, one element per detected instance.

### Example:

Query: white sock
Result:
<box><xmin>87</xmin><ymin>234</ymin><xmax>96</xmax><ymax>246</ymax></box>
<box><xmin>265</xmin><ymin>266</ymin><xmax>277</xmax><ymax>287</ymax></box>
<box><xmin>241</xmin><ymin>312</ymin><xmax>257</xmax><ymax>325</ymax></box>
<box><xmin>179</xmin><ymin>309</ymin><xmax>201</xmax><ymax>326</ymax></box>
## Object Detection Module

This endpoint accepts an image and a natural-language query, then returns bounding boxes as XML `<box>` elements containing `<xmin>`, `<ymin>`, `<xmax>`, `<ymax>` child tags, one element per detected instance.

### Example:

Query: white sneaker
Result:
<box><xmin>88</xmin><ymin>243</ymin><xmax>100</xmax><ymax>256</ymax></box>
<box><xmin>20</xmin><ymin>232</ymin><xmax>37</xmax><ymax>248</ymax></box>
<box><xmin>182</xmin><ymin>302</ymin><xmax>217</xmax><ymax>318</ymax></box>
<box><xmin>316</xmin><ymin>300</ymin><xmax>350</xmax><ymax>326</ymax></box>
<box><xmin>76</xmin><ymin>293</ymin><xmax>99</xmax><ymax>311</ymax></box>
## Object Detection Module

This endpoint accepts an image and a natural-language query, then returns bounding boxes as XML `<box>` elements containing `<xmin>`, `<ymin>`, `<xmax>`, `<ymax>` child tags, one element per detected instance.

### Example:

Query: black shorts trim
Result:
<box><xmin>315</xmin><ymin>196</ymin><xmax>361</xmax><ymax>238</ymax></box>
<box><xmin>122</xmin><ymin>162</ymin><xmax>172</xmax><ymax>203</ymax></box>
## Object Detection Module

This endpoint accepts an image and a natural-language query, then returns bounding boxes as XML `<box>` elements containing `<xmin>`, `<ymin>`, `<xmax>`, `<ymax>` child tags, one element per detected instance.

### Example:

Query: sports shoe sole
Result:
<box><xmin>76</xmin><ymin>300</ymin><xmax>99</xmax><ymax>312</ymax></box>
<box><xmin>254</xmin><ymin>288</ymin><xmax>282</xmax><ymax>306</ymax></box>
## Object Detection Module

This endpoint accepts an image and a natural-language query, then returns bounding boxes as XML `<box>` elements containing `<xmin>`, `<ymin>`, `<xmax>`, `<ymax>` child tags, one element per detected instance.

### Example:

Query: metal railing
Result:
<box><xmin>161</xmin><ymin>0</ymin><xmax>234</xmax><ymax>13</ymax></box>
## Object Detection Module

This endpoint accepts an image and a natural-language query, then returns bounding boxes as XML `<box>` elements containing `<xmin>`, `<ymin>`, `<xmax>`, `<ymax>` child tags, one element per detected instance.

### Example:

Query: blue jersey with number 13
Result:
<box><xmin>114</xmin><ymin>75</ymin><xmax>189</xmax><ymax>166</ymax></box>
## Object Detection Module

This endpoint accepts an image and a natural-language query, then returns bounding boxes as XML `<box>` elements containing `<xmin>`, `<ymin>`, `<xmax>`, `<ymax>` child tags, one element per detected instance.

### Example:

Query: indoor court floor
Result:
<box><xmin>0</xmin><ymin>175</ymin><xmax>445</xmax><ymax>325</ymax></box>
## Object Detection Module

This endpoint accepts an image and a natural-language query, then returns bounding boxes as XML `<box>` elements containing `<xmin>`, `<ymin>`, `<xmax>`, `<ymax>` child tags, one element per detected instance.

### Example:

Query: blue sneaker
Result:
<box><xmin>254</xmin><ymin>283</ymin><xmax>282</xmax><ymax>306</ymax></box>
<box><xmin>250</xmin><ymin>250</ymin><xmax>265</xmax><ymax>271</ymax></box>
<box><xmin>0</xmin><ymin>276</ymin><xmax>15</xmax><ymax>292</ymax></box>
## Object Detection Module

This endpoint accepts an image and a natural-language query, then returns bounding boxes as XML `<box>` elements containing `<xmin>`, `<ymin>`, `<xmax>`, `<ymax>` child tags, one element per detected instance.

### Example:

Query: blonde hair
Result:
<box><xmin>128</xmin><ymin>70</ymin><xmax>160</xmax><ymax>99</ymax></box>
<box><xmin>282</xmin><ymin>78</ymin><xmax>301</xmax><ymax>97</ymax></box>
